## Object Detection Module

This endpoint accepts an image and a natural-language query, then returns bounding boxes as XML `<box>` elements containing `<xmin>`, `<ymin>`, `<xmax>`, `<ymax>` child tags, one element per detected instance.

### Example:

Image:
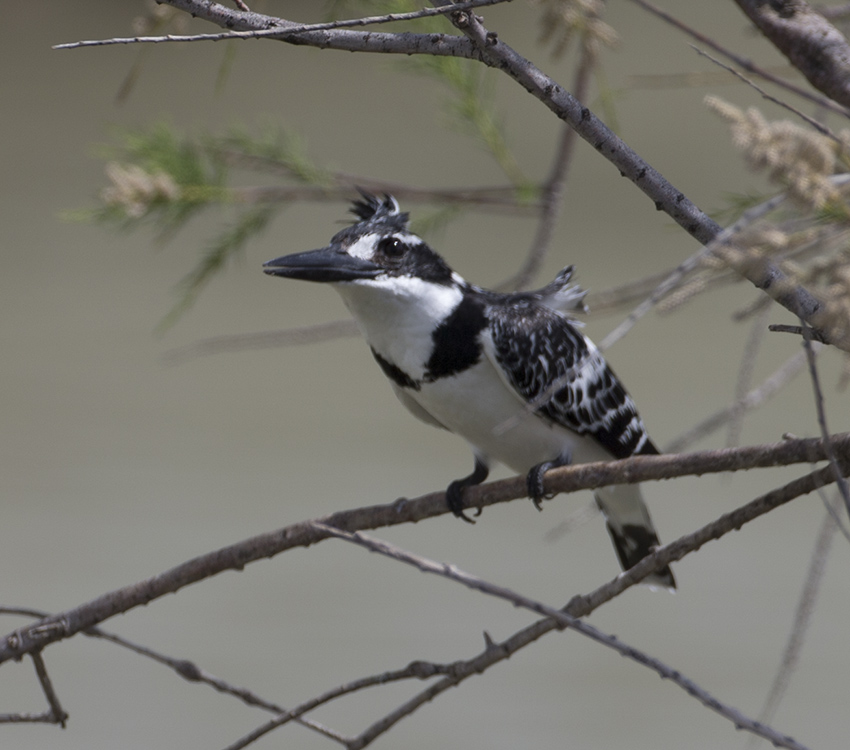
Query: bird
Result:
<box><xmin>263</xmin><ymin>192</ymin><xmax>675</xmax><ymax>589</ymax></box>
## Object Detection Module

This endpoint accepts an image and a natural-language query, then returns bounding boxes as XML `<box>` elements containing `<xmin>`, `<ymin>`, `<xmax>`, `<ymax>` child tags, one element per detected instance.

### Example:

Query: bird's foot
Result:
<box><xmin>526</xmin><ymin>465</ymin><xmax>548</xmax><ymax>511</ymax></box>
<box><xmin>447</xmin><ymin>480</ymin><xmax>476</xmax><ymax>524</ymax></box>
<box><xmin>526</xmin><ymin>452</ymin><xmax>571</xmax><ymax>511</ymax></box>
<box><xmin>446</xmin><ymin>458</ymin><xmax>489</xmax><ymax>523</ymax></box>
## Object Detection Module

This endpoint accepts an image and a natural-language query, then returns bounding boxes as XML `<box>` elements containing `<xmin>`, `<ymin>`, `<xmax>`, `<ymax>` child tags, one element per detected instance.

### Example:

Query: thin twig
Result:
<box><xmin>814</xmin><ymin>483</ymin><xmax>850</xmax><ymax>543</ymax></box>
<box><xmin>499</xmin><ymin>124</ymin><xmax>576</xmax><ymax>291</ymax></box>
<box><xmin>29</xmin><ymin>651</ymin><xmax>67</xmax><ymax>728</ymax></box>
<box><xmin>747</xmin><ymin>496</ymin><xmax>840</xmax><ymax>747</ymax></box>
<box><xmin>226</xmin><ymin>183</ymin><xmax>539</xmax><ymax>213</ymax></box>
<box><xmin>5</xmin><ymin>452</ymin><xmax>843</xmax><ymax>747</ymax></box>
<box><xmin>598</xmin><ymin>189</ymin><xmax>788</xmax><ymax>351</ymax></box>
<box><xmin>313</xmin><ymin>523</ymin><xmax>808</xmax><ymax>749</ymax></box>
<box><xmin>61</xmin><ymin>0</ymin><xmax>476</xmax><ymax>59</ymax></box>
<box><xmin>587</xmin><ymin>211</ymin><xmax>846</xmax><ymax>313</ymax></box>
<box><xmin>163</xmin><ymin>321</ymin><xmax>359</xmax><ymax>364</ymax></box>
<box><xmin>220</xmin><ymin>661</ymin><xmax>461</xmax><ymax>750</ymax></box>
<box><xmin>0</xmin><ymin>711</ymin><xmax>59</xmax><ymax>724</ymax></box>
<box><xmin>500</xmin><ymin>17</ymin><xmax>597</xmax><ymax>291</ymax></box>
<box><xmin>0</xmin><ymin>607</ymin><xmax>343</xmax><ymax>742</ymax></box>
<box><xmin>692</xmin><ymin>46</ymin><xmax>845</xmax><ymax>142</ymax></box>
<box><xmin>586</xmin><ymin>268</ymin><xmax>680</xmax><ymax>311</ymax></box>
<box><xmin>727</xmin><ymin>303</ymin><xmax>772</xmax><ymax>448</ymax></box>
<box><xmin>0</xmin><ymin>647</ymin><xmax>68</xmax><ymax>725</ymax></box>
<box><xmin>88</xmin><ymin>630</ymin><xmax>345</xmax><ymax>743</ymax></box>
<box><xmin>800</xmin><ymin>323</ymin><xmax>850</xmax><ymax>516</ymax></box>
<box><xmin>542</xmin><ymin>499</ymin><xmax>599</xmax><ymax>542</ymax></box>
<box><xmin>666</xmin><ymin>349</ymin><xmax>810</xmax><ymax>452</ymax></box>
<box><xmin>769</xmin><ymin>324</ymin><xmax>832</xmax><ymax>344</ymax></box>
<box><xmin>629</xmin><ymin>65</ymin><xmax>792</xmax><ymax>91</ymax></box>
<box><xmin>53</xmin><ymin>0</ymin><xmax>509</xmax><ymax>50</ymax></box>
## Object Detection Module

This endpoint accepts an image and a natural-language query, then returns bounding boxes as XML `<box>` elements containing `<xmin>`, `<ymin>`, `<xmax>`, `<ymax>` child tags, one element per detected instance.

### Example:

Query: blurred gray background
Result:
<box><xmin>2</xmin><ymin>2</ymin><xmax>848</xmax><ymax>749</ymax></box>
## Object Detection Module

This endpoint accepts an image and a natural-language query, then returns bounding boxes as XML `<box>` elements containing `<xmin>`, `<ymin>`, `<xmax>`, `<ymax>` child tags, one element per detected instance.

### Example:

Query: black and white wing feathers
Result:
<box><xmin>488</xmin><ymin>301</ymin><xmax>657</xmax><ymax>460</ymax></box>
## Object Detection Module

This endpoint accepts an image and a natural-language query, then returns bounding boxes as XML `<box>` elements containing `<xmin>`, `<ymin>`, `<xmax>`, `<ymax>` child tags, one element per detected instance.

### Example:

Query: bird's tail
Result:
<box><xmin>593</xmin><ymin>484</ymin><xmax>675</xmax><ymax>590</ymax></box>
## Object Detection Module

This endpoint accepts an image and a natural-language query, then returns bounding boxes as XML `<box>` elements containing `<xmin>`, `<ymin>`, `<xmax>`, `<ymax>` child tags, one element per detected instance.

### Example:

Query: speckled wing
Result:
<box><xmin>487</xmin><ymin>300</ymin><xmax>657</xmax><ymax>460</ymax></box>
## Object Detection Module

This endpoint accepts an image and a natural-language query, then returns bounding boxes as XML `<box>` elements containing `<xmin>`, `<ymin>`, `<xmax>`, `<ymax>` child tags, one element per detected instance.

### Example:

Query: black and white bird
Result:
<box><xmin>264</xmin><ymin>193</ymin><xmax>675</xmax><ymax>589</ymax></box>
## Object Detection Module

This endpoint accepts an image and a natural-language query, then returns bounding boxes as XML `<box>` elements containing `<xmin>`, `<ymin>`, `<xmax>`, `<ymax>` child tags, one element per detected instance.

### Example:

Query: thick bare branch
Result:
<box><xmin>1</xmin><ymin>434</ymin><xmax>848</xmax><ymax>665</ymax></box>
<box><xmin>734</xmin><ymin>0</ymin><xmax>850</xmax><ymax>108</ymax></box>
<box><xmin>630</xmin><ymin>0</ymin><xmax>850</xmax><ymax>118</ymax></box>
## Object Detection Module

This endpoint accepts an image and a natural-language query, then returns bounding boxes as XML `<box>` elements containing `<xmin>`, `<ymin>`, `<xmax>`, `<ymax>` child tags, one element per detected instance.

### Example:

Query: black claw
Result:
<box><xmin>526</xmin><ymin>452</ymin><xmax>571</xmax><ymax>511</ymax></box>
<box><xmin>526</xmin><ymin>464</ymin><xmax>548</xmax><ymax>511</ymax></box>
<box><xmin>532</xmin><ymin>497</ymin><xmax>544</xmax><ymax>512</ymax></box>
<box><xmin>447</xmin><ymin>482</ymin><xmax>475</xmax><ymax>523</ymax></box>
<box><xmin>445</xmin><ymin>457</ymin><xmax>489</xmax><ymax>523</ymax></box>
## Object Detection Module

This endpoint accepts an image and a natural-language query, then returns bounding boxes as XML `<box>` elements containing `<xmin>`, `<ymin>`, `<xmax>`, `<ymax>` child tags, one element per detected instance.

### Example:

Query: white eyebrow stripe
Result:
<box><xmin>346</xmin><ymin>231</ymin><xmax>422</xmax><ymax>261</ymax></box>
<box><xmin>347</xmin><ymin>233</ymin><xmax>380</xmax><ymax>260</ymax></box>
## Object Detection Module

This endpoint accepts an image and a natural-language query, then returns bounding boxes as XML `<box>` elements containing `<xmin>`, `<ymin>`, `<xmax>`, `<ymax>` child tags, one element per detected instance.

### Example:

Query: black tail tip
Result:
<box><xmin>607</xmin><ymin>522</ymin><xmax>676</xmax><ymax>590</ymax></box>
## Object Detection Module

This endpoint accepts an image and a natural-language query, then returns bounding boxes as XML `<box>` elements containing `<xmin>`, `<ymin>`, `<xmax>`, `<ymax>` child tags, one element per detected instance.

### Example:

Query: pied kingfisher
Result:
<box><xmin>264</xmin><ymin>193</ymin><xmax>675</xmax><ymax>589</ymax></box>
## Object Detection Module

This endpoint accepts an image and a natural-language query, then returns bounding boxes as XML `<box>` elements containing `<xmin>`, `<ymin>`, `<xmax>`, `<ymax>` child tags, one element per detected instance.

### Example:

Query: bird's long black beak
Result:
<box><xmin>263</xmin><ymin>247</ymin><xmax>382</xmax><ymax>283</ymax></box>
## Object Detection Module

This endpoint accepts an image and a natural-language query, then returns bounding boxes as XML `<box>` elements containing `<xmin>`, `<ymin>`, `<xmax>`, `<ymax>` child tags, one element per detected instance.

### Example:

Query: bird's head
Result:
<box><xmin>263</xmin><ymin>192</ymin><xmax>456</xmax><ymax>287</ymax></box>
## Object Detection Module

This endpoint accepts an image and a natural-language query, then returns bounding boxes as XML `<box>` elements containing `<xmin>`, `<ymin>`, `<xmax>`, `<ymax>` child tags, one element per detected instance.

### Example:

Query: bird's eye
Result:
<box><xmin>377</xmin><ymin>236</ymin><xmax>407</xmax><ymax>258</ymax></box>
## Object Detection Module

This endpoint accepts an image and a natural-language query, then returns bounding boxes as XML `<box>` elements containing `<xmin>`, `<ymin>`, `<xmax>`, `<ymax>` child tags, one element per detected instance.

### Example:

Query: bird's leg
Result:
<box><xmin>526</xmin><ymin>450</ymin><xmax>571</xmax><ymax>511</ymax></box>
<box><xmin>446</xmin><ymin>457</ymin><xmax>489</xmax><ymax>524</ymax></box>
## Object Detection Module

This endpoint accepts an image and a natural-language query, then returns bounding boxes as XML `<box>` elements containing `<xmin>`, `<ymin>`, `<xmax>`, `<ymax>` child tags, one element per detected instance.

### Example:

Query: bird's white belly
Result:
<box><xmin>407</xmin><ymin>364</ymin><xmax>609</xmax><ymax>472</ymax></box>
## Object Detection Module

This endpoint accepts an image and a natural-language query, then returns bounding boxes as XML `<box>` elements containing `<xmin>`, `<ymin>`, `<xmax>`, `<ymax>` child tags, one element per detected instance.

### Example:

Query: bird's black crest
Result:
<box><xmin>350</xmin><ymin>190</ymin><xmax>408</xmax><ymax>226</ymax></box>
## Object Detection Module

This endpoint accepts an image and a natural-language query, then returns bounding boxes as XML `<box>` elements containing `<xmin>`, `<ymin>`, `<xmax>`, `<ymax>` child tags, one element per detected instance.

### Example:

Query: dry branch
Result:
<box><xmin>303</xmin><ymin>521</ymin><xmax>811</xmax><ymax>750</ymax></box>
<box><xmin>130</xmin><ymin>0</ymin><xmax>478</xmax><ymax>57</ymax></box>
<box><xmin>341</xmin><ymin>461</ymin><xmax>842</xmax><ymax>750</ymax></box>
<box><xmin>733</xmin><ymin>0</ymin><xmax>850</xmax><ymax>108</ymax></box>
<box><xmin>0</xmin><ymin>651</ymin><xmax>67</xmax><ymax>726</ymax></box>
<box><xmin>630</xmin><ymin>0</ymin><xmax>850</xmax><ymax>117</ymax></box>
<box><xmin>53</xmin><ymin>0</ymin><xmax>508</xmax><ymax>50</ymax></box>
<box><xmin>1</xmin><ymin>433</ymin><xmax>848</xmax><ymax>665</ymax></box>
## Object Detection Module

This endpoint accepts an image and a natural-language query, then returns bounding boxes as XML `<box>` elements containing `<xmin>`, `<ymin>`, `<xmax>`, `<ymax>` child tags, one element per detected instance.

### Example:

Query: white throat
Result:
<box><xmin>334</xmin><ymin>276</ymin><xmax>464</xmax><ymax>380</ymax></box>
